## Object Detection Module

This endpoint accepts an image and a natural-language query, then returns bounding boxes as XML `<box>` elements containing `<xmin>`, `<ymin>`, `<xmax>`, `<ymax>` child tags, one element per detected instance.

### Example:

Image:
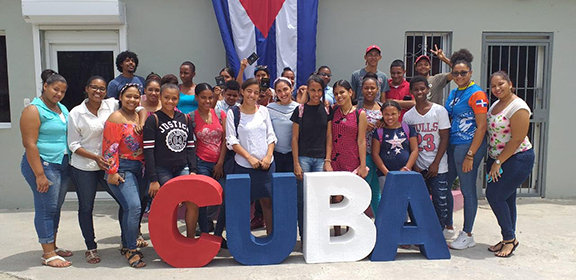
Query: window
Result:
<box><xmin>0</xmin><ymin>32</ymin><xmax>10</xmax><ymax>127</ymax></box>
<box><xmin>404</xmin><ymin>32</ymin><xmax>452</xmax><ymax>79</ymax></box>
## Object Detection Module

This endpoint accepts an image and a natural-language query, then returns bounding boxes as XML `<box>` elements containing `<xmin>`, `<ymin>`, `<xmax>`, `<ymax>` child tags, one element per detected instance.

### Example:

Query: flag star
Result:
<box><xmin>394</xmin><ymin>148</ymin><xmax>402</xmax><ymax>154</ymax></box>
<box><xmin>399</xmin><ymin>131</ymin><xmax>405</xmax><ymax>137</ymax></box>
<box><xmin>385</xmin><ymin>133</ymin><xmax>406</xmax><ymax>149</ymax></box>
<box><xmin>385</xmin><ymin>134</ymin><xmax>389</xmax><ymax>138</ymax></box>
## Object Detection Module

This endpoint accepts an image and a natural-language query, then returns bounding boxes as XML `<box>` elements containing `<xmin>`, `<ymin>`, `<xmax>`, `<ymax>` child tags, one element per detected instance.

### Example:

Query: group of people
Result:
<box><xmin>19</xmin><ymin>45</ymin><xmax>534</xmax><ymax>268</ymax></box>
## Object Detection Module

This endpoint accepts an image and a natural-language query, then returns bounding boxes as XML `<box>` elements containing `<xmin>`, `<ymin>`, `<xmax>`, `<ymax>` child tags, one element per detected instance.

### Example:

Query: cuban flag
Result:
<box><xmin>212</xmin><ymin>0</ymin><xmax>318</xmax><ymax>87</ymax></box>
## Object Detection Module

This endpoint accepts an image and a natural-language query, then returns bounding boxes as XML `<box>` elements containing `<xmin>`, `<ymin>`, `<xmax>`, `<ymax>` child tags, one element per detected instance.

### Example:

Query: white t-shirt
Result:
<box><xmin>403</xmin><ymin>103</ymin><xmax>451</xmax><ymax>173</ymax></box>
<box><xmin>226</xmin><ymin>106</ymin><xmax>278</xmax><ymax>168</ymax></box>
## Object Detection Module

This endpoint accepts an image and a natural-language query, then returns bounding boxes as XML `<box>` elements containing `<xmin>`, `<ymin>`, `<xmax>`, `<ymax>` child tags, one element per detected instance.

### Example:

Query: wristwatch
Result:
<box><xmin>467</xmin><ymin>150</ymin><xmax>474</xmax><ymax>157</ymax></box>
<box><xmin>495</xmin><ymin>159</ymin><xmax>502</xmax><ymax>165</ymax></box>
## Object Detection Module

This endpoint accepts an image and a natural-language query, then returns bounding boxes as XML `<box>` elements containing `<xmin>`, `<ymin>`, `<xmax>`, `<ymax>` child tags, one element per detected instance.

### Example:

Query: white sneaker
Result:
<box><xmin>443</xmin><ymin>228</ymin><xmax>456</xmax><ymax>240</ymax></box>
<box><xmin>450</xmin><ymin>231</ymin><xmax>476</xmax><ymax>250</ymax></box>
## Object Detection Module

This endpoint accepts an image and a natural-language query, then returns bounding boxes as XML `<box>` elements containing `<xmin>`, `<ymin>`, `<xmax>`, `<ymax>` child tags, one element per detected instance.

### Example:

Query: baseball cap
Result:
<box><xmin>365</xmin><ymin>45</ymin><xmax>381</xmax><ymax>54</ymax></box>
<box><xmin>415</xmin><ymin>55</ymin><xmax>431</xmax><ymax>64</ymax></box>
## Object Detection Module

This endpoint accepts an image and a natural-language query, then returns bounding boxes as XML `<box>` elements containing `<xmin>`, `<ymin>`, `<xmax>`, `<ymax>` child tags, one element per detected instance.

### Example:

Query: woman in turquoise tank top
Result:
<box><xmin>177</xmin><ymin>61</ymin><xmax>198</xmax><ymax>113</ymax></box>
<box><xmin>20</xmin><ymin>69</ymin><xmax>73</xmax><ymax>268</ymax></box>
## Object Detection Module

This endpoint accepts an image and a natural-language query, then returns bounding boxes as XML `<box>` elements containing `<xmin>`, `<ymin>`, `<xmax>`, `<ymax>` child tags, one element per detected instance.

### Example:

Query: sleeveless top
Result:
<box><xmin>177</xmin><ymin>92</ymin><xmax>198</xmax><ymax>114</ymax></box>
<box><xmin>331</xmin><ymin>107</ymin><xmax>361</xmax><ymax>171</ymax></box>
<box><xmin>31</xmin><ymin>97</ymin><xmax>69</xmax><ymax>164</ymax></box>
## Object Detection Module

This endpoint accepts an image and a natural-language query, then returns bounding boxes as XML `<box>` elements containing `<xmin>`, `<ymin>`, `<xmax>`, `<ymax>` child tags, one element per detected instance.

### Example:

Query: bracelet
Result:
<box><xmin>324</xmin><ymin>159</ymin><xmax>331</xmax><ymax>163</ymax></box>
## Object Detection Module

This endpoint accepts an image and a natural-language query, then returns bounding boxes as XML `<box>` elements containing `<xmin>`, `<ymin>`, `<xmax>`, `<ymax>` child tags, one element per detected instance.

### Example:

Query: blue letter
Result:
<box><xmin>225</xmin><ymin>173</ymin><xmax>297</xmax><ymax>265</ymax></box>
<box><xmin>371</xmin><ymin>171</ymin><xmax>450</xmax><ymax>261</ymax></box>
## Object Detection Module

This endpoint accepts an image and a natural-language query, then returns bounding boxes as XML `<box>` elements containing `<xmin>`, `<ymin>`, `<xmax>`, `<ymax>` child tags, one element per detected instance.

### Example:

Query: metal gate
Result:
<box><xmin>481</xmin><ymin>32</ymin><xmax>553</xmax><ymax>197</ymax></box>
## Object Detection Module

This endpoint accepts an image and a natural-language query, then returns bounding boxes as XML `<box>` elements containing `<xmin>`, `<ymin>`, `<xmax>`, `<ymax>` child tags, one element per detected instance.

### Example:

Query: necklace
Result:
<box><xmin>340</xmin><ymin>105</ymin><xmax>354</xmax><ymax>122</ymax></box>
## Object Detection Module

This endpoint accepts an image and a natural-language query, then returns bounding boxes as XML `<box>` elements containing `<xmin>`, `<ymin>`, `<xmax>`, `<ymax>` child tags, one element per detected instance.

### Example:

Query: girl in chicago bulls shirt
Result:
<box><xmin>143</xmin><ymin>83</ymin><xmax>197</xmax><ymax>238</ymax></box>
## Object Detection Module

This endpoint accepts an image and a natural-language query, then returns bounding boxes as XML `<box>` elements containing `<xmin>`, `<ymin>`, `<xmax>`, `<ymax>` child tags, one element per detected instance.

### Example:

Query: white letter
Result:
<box><xmin>303</xmin><ymin>172</ymin><xmax>377</xmax><ymax>263</ymax></box>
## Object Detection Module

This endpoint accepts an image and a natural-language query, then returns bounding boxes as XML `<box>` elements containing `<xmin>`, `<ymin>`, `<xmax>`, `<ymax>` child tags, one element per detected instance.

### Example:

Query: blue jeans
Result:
<box><xmin>196</xmin><ymin>158</ymin><xmax>218</xmax><ymax>233</ymax></box>
<box><xmin>72</xmin><ymin>167</ymin><xmax>121</xmax><ymax>250</ymax></box>
<box><xmin>21</xmin><ymin>154</ymin><xmax>71</xmax><ymax>244</ymax></box>
<box><xmin>446</xmin><ymin>139</ymin><xmax>487</xmax><ymax>234</ymax></box>
<box><xmin>296</xmin><ymin>156</ymin><xmax>324</xmax><ymax>239</ymax></box>
<box><xmin>107</xmin><ymin>159</ymin><xmax>148</xmax><ymax>250</ymax></box>
<box><xmin>365</xmin><ymin>155</ymin><xmax>380</xmax><ymax>216</ymax></box>
<box><xmin>486</xmin><ymin>149</ymin><xmax>534</xmax><ymax>240</ymax></box>
<box><xmin>427</xmin><ymin>172</ymin><xmax>449</xmax><ymax>229</ymax></box>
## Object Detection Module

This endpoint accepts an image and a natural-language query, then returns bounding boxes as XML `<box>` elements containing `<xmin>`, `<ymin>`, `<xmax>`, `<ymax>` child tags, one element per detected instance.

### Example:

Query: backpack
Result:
<box><xmin>376</xmin><ymin>122</ymin><xmax>411</xmax><ymax>145</ymax></box>
<box><xmin>222</xmin><ymin>105</ymin><xmax>244</xmax><ymax>174</ymax></box>
<box><xmin>187</xmin><ymin>108</ymin><xmax>224</xmax><ymax>130</ymax></box>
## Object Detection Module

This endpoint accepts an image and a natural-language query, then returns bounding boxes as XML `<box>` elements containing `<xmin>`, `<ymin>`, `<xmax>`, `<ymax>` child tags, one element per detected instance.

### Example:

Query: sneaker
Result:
<box><xmin>443</xmin><ymin>228</ymin><xmax>456</xmax><ymax>240</ymax></box>
<box><xmin>450</xmin><ymin>231</ymin><xmax>476</xmax><ymax>250</ymax></box>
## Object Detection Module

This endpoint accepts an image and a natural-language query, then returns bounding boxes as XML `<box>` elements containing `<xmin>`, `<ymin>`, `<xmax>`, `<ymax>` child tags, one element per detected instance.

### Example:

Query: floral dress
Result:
<box><xmin>364</xmin><ymin>108</ymin><xmax>382</xmax><ymax>154</ymax></box>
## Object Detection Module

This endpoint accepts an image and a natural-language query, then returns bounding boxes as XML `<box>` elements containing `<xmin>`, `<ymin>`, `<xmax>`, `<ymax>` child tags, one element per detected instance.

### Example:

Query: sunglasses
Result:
<box><xmin>319</xmin><ymin>72</ymin><xmax>332</xmax><ymax>77</ymax></box>
<box><xmin>451</xmin><ymin>71</ymin><xmax>470</xmax><ymax>77</ymax></box>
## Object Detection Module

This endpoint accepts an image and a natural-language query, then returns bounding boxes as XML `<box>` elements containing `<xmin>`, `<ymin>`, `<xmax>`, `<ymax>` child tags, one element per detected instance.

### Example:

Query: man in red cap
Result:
<box><xmin>350</xmin><ymin>45</ymin><xmax>390</xmax><ymax>103</ymax></box>
<box><xmin>415</xmin><ymin>45</ymin><xmax>453</xmax><ymax>105</ymax></box>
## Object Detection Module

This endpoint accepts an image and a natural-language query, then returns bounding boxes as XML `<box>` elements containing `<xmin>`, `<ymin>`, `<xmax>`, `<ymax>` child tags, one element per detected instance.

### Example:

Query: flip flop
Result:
<box><xmin>42</xmin><ymin>255</ymin><xmax>71</xmax><ymax>268</ymax></box>
<box><xmin>495</xmin><ymin>239</ymin><xmax>519</xmax><ymax>258</ymax></box>
<box><xmin>488</xmin><ymin>241</ymin><xmax>504</xmax><ymax>252</ymax></box>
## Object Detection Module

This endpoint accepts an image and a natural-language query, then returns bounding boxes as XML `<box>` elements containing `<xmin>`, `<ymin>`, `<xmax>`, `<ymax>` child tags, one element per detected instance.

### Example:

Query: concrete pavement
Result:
<box><xmin>1</xmin><ymin>198</ymin><xmax>575</xmax><ymax>280</ymax></box>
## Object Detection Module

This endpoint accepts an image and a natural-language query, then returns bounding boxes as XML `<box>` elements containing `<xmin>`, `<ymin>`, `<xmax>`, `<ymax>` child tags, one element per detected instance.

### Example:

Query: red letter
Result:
<box><xmin>149</xmin><ymin>175</ymin><xmax>223</xmax><ymax>267</ymax></box>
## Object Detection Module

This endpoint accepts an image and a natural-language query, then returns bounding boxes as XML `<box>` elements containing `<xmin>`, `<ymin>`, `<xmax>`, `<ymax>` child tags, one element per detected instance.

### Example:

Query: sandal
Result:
<box><xmin>136</xmin><ymin>235</ymin><xmax>149</xmax><ymax>248</ymax></box>
<box><xmin>55</xmin><ymin>247</ymin><xmax>74</xmax><ymax>257</ymax></box>
<box><xmin>85</xmin><ymin>249</ymin><xmax>101</xmax><ymax>264</ymax></box>
<box><xmin>41</xmin><ymin>252</ymin><xmax>71</xmax><ymax>268</ymax></box>
<box><xmin>126</xmin><ymin>250</ymin><xmax>146</xmax><ymax>268</ymax></box>
<box><xmin>488</xmin><ymin>241</ymin><xmax>504</xmax><ymax>252</ymax></box>
<box><xmin>120</xmin><ymin>247</ymin><xmax>144</xmax><ymax>258</ymax></box>
<box><xmin>495</xmin><ymin>239</ymin><xmax>519</xmax><ymax>258</ymax></box>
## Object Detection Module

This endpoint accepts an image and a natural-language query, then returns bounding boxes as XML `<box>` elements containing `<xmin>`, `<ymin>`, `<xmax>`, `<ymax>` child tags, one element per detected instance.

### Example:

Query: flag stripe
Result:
<box><xmin>296</xmin><ymin>0</ymin><xmax>318</xmax><ymax>87</ymax></box>
<box><xmin>212</xmin><ymin>0</ymin><xmax>240</xmax><ymax>73</ymax></box>
<box><xmin>255</xmin><ymin>22</ymin><xmax>277</xmax><ymax>83</ymax></box>
<box><xmin>276</xmin><ymin>0</ymin><xmax>298</xmax><ymax>79</ymax></box>
<box><xmin>229</xmin><ymin>0</ymin><xmax>257</xmax><ymax>79</ymax></box>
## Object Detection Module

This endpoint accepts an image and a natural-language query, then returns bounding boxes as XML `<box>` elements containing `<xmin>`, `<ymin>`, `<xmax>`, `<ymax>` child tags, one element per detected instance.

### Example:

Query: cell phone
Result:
<box><xmin>260</xmin><ymin>77</ymin><xmax>270</xmax><ymax>91</ymax></box>
<box><xmin>215</xmin><ymin>75</ymin><xmax>225</xmax><ymax>86</ymax></box>
<box><xmin>486</xmin><ymin>167</ymin><xmax>503</xmax><ymax>183</ymax></box>
<box><xmin>403</xmin><ymin>95</ymin><xmax>413</xmax><ymax>100</ymax></box>
<box><xmin>247</xmin><ymin>52</ymin><xmax>259</xmax><ymax>65</ymax></box>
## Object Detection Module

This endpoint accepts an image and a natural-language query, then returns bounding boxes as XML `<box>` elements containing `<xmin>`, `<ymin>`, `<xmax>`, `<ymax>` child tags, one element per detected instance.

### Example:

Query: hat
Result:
<box><xmin>365</xmin><ymin>45</ymin><xmax>381</xmax><ymax>54</ymax></box>
<box><xmin>415</xmin><ymin>55</ymin><xmax>431</xmax><ymax>64</ymax></box>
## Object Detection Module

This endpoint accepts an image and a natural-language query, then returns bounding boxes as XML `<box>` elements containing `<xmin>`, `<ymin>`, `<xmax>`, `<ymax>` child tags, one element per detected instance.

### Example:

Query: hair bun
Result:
<box><xmin>450</xmin><ymin>49</ymin><xmax>474</xmax><ymax>64</ymax></box>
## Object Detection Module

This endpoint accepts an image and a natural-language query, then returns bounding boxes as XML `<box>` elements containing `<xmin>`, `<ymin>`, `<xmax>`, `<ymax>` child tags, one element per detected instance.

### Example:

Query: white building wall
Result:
<box><xmin>0</xmin><ymin>0</ymin><xmax>575</xmax><ymax>208</ymax></box>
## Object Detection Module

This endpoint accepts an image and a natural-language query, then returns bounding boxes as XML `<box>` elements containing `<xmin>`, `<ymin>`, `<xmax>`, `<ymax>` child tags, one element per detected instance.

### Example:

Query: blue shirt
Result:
<box><xmin>267</xmin><ymin>101</ymin><xmax>299</xmax><ymax>154</ymax></box>
<box><xmin>373</xmin><ymin>125</ymin><xmax>416</xmax><ymax>176</ymax></box>
<box><xmin>444</xmin><ymin>82</ymin><xmax>488</xmax><ymax>145</ymax></box>
<box><xmin>325</xmin><ymin>86</ymin><xmax>335</xmax><ymax>105</ymax></box>
<box><xmin>177</xmin><ymin>92</ymin><xmax>198</xmax><ymax>114</ymax></box>
<box><xmin>107</xmin><ymin>74</ymin><xmax>145</xmax><ymax>99</ymax></box>
<box><xmin>31</xmin><ymin>97</ymin><xmax>69</xmax><ymax>164</ymax></box>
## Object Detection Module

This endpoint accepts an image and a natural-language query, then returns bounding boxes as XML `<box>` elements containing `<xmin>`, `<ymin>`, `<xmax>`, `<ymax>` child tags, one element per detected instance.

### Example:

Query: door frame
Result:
<box><xmin>481</xmin><ymin>32</ymin><xmax>554</xmax><ymax>197</ymax></box>
<box><xmin>32</xmin><ymin>25</ymin><xmax>127</xmax><ymax>96</ymax></box>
